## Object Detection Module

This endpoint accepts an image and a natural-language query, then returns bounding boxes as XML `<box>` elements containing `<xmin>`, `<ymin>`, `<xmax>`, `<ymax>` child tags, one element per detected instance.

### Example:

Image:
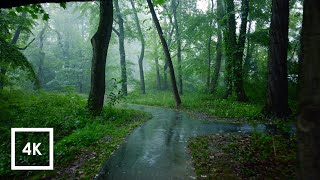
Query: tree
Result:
<box><xmin>172</xmin><ymin>0</ymin><xmax>183</xmax><ymax>94</ymax></box>
<box><xmin>298</xmin><ymin>0</ymin><xmax>320</xmax><ymax>178</ymax></box>
<box><xmin>265</xmin><ymin>0</ymin><xmax>291</xmax><ymax>118</ymax></box>
<box><xmin>37</xmin><ymin>22</ymin><xmax>48</xmax><ymax>87</ymax></box>
<box><xmin>129</xmin><ymin>0</ymin><xmax>146</xmax><ymax>94</ymax></box>
<box><xmin>210</xmin><ymin>0</ymin><xmax>223</xmax><ymax>94</ymax></box>
<box><xmin>87</xmin><ymin>0</ymin><xmax>113</xmax><ymax>115</ymax></box>
<box><xmin>114</xmin><ymin>0</ymin><xmax>127</xmax><ymax>96</ymax></box>
<box><xmin>224</xmin><ymin>0</ymin><xmax>248</xmax><ymax>101</ymax></box>
<box><xmin>147</xmin><ymin>0</ymin><xmax>182</xmax><ymax>107</ymax></box>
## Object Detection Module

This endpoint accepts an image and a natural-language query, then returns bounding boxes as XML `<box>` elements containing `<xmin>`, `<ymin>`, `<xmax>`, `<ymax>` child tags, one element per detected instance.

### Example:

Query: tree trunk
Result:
<box><xmin>244</xmin><ymin>18</ymin><xmax>252</xmax><ymax>77</ymax></box>
<box><xmin>129</xmin><ymin>0</ymin><xmax>145</xmax><ymax>94</ymax></box>
<box><xmin>224</xmin><ymin>0</ymin><xmax>237</xmax><ymax>98</ymax></box>
<box><xmin>234</xmin><ymin>0</ymin><xmax>248</xmax><ymax>102</ymax></box>
<box><xmin>114</xmin><ymin>0</ymin><xmax>127</xmax><ymax>96</ymax></box>
<box><xmin>265</xmin><ymin>0</ymin><xmax>291</xmax><ymax>118</ymax></box>
<box><xmin>298</xmin><ymin>0</ymin><xmax>320</xmax><ymax>178</ymax></box>
<box><xmin>172</xmin><ymin>0</ymin><xmax>182</xmax><ymax>95</ymax></box>
<box><xmin>38</xmin><ymin>23</ymin><xmax>47</xmax><ymax>88</ymax></box>
<box><xmin>155</xmin><ymin>57</ymin><xmax>161</xmax><ymax>90</ymax></box>
<box><xmin>147</xmin><ymin>0</ymin><xmax>182</xmax><ymax>107</ymax></box>
<box><xmin>210</xmin><ymin>0</ymin><xmax>223</xmax><ymax>94</ymax></box>
<box><xmin>87</xmin><ymin>0</ymin><xmax>113</xmax><ymax>115</ymax></box>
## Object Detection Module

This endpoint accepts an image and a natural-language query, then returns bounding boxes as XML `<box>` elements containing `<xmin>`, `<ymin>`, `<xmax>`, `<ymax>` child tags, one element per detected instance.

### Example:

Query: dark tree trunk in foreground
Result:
<box><xmin>155</xmin><ymin>57</ymin><xmax>161</xmax><ymax>90</ymax></box>
<box><xmin>265</xmin><ymin>0</ymin><xmax>291</xmax><ymax>118</ymax></box>
<box><xmin>298</xmin><ymin>0</ymin><xmax>320</xmax><ymax>178</ymax></box>
<box><xmin>129</xmin><ymin>0</ymin><xmax>145</xmax><ymax>94</ymax></box>
<box><xmin>147</xmin><ymin>0</ymin><xmax>182</xmax><ymax>107</ymax></box>
<box><xmin>172</xmin><ymin>0</ymin><xmax>182</xmax><ymax>95</ymax></box>
<box><xmin>210</xmin><ymin>0</ymin><xmax>223</xmax><ymax>94</ymax></box>
<box><xmin>87</xmin><ymin>0</ymin><xmax>113</xmax><ymax>115</ymax></box>
<box><xmin>234</xmin><ymin>0</ymin><xmax>248</xmax><ymax>102</ymax></box>
<box><xmin>114</xmin><ymin>0</ymin><xmax>127</xmax><ymax>96</ymax></box>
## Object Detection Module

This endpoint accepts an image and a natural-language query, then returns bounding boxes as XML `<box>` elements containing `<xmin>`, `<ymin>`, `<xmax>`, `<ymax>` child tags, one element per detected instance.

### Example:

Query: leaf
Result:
<box><xmin>42</xmin><ymin>13</ymin><xmax>49</xmax><ymax>21</ymax></box>
<box><xmin>60</xmin><ymin>2</ymin><xmax>67</xmax><ymax>9</ymax></box>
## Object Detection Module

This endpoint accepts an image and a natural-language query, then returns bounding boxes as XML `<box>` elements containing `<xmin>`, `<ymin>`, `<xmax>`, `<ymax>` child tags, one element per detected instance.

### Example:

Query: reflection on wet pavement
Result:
<box><xmin>97</xmin><ymin>104</ymin><xmax>269</xmax><ymax>180</ymax></box>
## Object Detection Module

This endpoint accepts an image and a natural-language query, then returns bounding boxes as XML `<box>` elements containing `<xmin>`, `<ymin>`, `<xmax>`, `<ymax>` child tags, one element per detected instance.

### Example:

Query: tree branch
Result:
<box><xmin>17</xmin><ymin>38</ymin><xmax>35</xmax><ymax>50</ymax></box>
<box><xmin>112</xmin><ymin>27</ymin><xmax>120</xmax><ymax>36</ymax></box>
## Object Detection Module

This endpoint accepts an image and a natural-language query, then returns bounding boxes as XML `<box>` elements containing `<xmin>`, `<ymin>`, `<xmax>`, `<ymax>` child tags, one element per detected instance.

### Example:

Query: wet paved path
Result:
<box><xmin>97</xmin><ymin>104</ymin><xmax>269</xmax><ymax>180</ymax></box>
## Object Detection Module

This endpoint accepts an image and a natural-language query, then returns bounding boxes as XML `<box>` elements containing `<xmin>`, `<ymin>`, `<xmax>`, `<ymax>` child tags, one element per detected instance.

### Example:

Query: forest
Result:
<box><xmin>0</xmin><ymin>0</ymin><xmax>319</xmax><ymax>179</ymax></box>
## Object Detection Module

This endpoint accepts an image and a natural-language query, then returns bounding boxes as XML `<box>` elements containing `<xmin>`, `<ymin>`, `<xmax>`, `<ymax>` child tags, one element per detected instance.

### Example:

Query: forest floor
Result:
<box><xmin>188</xmin><ymin>133</ymin><xmax>296</xmax><ymax>179</ymax></box>
<box><xmin>0</xmin><ymin>90</ymin><xmax>151</xmax><ymax>179</ymax></box>
<box><xmin>124</xmin><ymin>91</ymin><xmax>297</xmax><ymax>179</ymax></box>
<box><xmin>124</xmin><ymin>91</ymin><xmax>297</xmax><ymax>124</ymax></box>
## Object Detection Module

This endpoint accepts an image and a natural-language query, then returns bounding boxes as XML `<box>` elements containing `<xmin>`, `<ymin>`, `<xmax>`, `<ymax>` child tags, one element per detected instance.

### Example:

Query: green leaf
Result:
<box><xmin>60</xmin><ymin>2</ymin><xmax>67</xmax><ymax>9</ymax></box>
<box><xmin>42</xmin><ymin>13</ymin><xmax>49</xmax><ymax>21</ymax></box>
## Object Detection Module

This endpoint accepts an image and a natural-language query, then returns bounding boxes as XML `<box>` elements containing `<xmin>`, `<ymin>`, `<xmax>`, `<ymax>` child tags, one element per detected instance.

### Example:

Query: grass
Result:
<box><xmin>0</xmin><ymin>90</ymin><xmax>151</xmax><ymax>179</ymax></box>
<box><xmin>188</xmin><ymin>133</ymin><xmax>296</xmax><ymax>179</ymax></box>
<box><xmin>124</xmin><ymin>91</ymin><xmax>297</xmax><ymax>124</ymax></box>
<box><xmin>125</xmin><ymin>91</ymin><xmax>263</xmax><ymax>122</ymax></box>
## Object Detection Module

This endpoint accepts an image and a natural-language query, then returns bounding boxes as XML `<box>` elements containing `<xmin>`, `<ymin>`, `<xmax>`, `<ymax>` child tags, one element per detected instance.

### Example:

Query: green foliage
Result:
<box><xmin>0</xmin><ymin>38</ymin><xmax>39</xmax><ymax>88</ymax></box>
<box><xmin>0</xmin><ymin>90</ymin><xmax>150</xmax><ymax>178</ymax></box>
<box><xmin>125</xmin><ymin>91</ymin><xmax>262</xmax><ymax>120</ymax></box>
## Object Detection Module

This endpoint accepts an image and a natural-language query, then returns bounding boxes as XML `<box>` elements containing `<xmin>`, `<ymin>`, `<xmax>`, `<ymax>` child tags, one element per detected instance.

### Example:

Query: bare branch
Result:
<box><xmin>17</xmin><ymin>38</ymin><xmax>35</xmax><ymax>50</ymax></box>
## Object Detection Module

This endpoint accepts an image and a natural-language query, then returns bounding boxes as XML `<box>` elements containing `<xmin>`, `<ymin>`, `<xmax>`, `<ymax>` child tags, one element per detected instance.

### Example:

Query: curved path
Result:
<box><xmin>97</xmin><ymin>104</ymin><xmax>271</xmax><ymax>180</ymax></box>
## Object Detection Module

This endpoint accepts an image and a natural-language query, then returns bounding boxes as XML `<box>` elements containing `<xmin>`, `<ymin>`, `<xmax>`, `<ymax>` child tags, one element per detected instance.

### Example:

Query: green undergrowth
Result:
<box><xmin>0</xmin><ymin>90</ymin><xmax>151</xmax><ymax>179</ymax></box>
<box><xmin>125</xmin><ymin>91</ymin><xmax>297</xmax><ymax>124</ymax></box>
<box><xmin>125</xmin><ymin>91</ymin><xmax>261</xmax><ymax>120</ymax></box>
<box><xmin>188</xmin><ymin>132</ymin><xmax>296</xmax><ymax>179</ymax></box>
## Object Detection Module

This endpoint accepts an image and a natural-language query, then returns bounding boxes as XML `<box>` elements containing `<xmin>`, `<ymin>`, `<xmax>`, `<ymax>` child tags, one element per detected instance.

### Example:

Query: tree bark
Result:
<box><xmin>298</xmin><ymin>0</ymin><xmax>320</xmax><ymax>178</ymax></box>
<box><xmin>172</xmin><ymin>0</ymin><xmax>182</xmax><ymax>95</ymax></box>
<box><xmin>129</xmin><ymin>0</ymin><xmax>145</xmax><ymax>94</ymax></box>
<box><xmin>114</xmin><ymin>0</ymin><xmax>127</xmax><ymax>96</ymax></box>
<box><xmin>224</xmin><ymin>0</ymin><xmax>236</xmax><ymax>98</ymax></box>
<box><xmin>147</xmin><ymin>0</ymin><xmax>182</xmax><ymax>107</ymax></box>
<box><xmin>87</xmin><ymin>0</ymin><xmax>113</xmax><ymax>115</ymax></box>
<box><xmin>265</xmin><ymin>0</ymin><xmax>291</xmax><ymax>118</ymax></box>
<box><xmin>210</xmin><ymin>0</ymin><xmax>223</xmax><ymax>94</ymax></box>
<box><xmin>234</xmin><ymin>0</ymin><xmax>248</xmax><ymax>102</ymax></box>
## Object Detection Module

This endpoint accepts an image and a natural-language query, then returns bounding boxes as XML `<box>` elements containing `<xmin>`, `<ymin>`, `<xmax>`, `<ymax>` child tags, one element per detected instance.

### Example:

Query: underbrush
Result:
<box><xmin>0</xmin><ymin>90</ymin><xmax>150</xmax><ymax>178</ymax></box>
<box><xmin>188</xmin><ymin>132</ymin><xmax>296</xmax><ymax>179</ymax></box>
<box><xmin>125</xmin><ymin>91</ymin><xmax>262</xmax><ymax>120</ymax></box>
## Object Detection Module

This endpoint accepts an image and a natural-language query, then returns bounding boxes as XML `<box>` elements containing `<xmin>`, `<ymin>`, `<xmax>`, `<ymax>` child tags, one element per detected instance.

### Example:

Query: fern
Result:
<box><xmin>0</xmin><ymin>38</ymin><xmax>39</xmax><ymax>88</ymax></box>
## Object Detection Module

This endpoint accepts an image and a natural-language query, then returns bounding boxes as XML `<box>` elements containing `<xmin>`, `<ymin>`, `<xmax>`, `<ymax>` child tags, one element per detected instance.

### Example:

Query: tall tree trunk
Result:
<box><xmin>207</xmin><ymin>0</ymin><xmax>214</xmax><ymax>92</ymax></box>
<box><xmin>172</xmin><ymin>0</ymin><xmax>182</xmax><ymax>95</ymax></box>
<box><xmin>298</xmin><ymin>0</ymin><xmax>320</xmax><ymax>178</ymax></box>
<box><xmin>265</xmin><ymin>0</ymin><xmax>291</xmax><ymax>118</ymax></box>
<box><xmin>207</xmin><ymin>36</ymin><xmax>212</xmax><ymax>90</ymax></box>
<box><xmin>87</xmin><ymin>0</ymin><xmax>113</xmax><ymax>115</ymax></box>
<box><xmin>155</xmin><ymin>57</ymin><xmax>161</xmax><ymax>90</ymax></box>
<box><xmin>129</xmin><ymin>0</ymin><xmax>145</xmax><ymax>94</ymax></box>
<box><xmin>38</xmin><ymin>23</ymin><xmax>47</xmax><ymax>88</ymax></box>
<box><xmin>0</xmin><ymin>12</ymin><xmax>26</xmax><ymax>89</ymax></box>
<box><xmin>114</xmin><ymin>0</ymin><xmax>127</xmax><ymax>96</ymax></box>
<box><xmin>210</xmin><ymin>0</ymin><xmax>223</xmax><ymax>94</ymax></box>
<box><xmin>147</xmin><ymin>0</ymin><xmax>182</xmax><ymax>107</ymax></box>
<box><xmin>244</xmin><ymin>18</ymin><xmax>252</xmax><ymax>77</ymax></box>
<box><xmin>224</xmin><ymin>0</ymin><xmax>237</xmax><ymax>98</ymax></box>
<box><xmin>234</xmin><ymin>0</ymin><xmax>248</xmax><ymax>102</ymax></box>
